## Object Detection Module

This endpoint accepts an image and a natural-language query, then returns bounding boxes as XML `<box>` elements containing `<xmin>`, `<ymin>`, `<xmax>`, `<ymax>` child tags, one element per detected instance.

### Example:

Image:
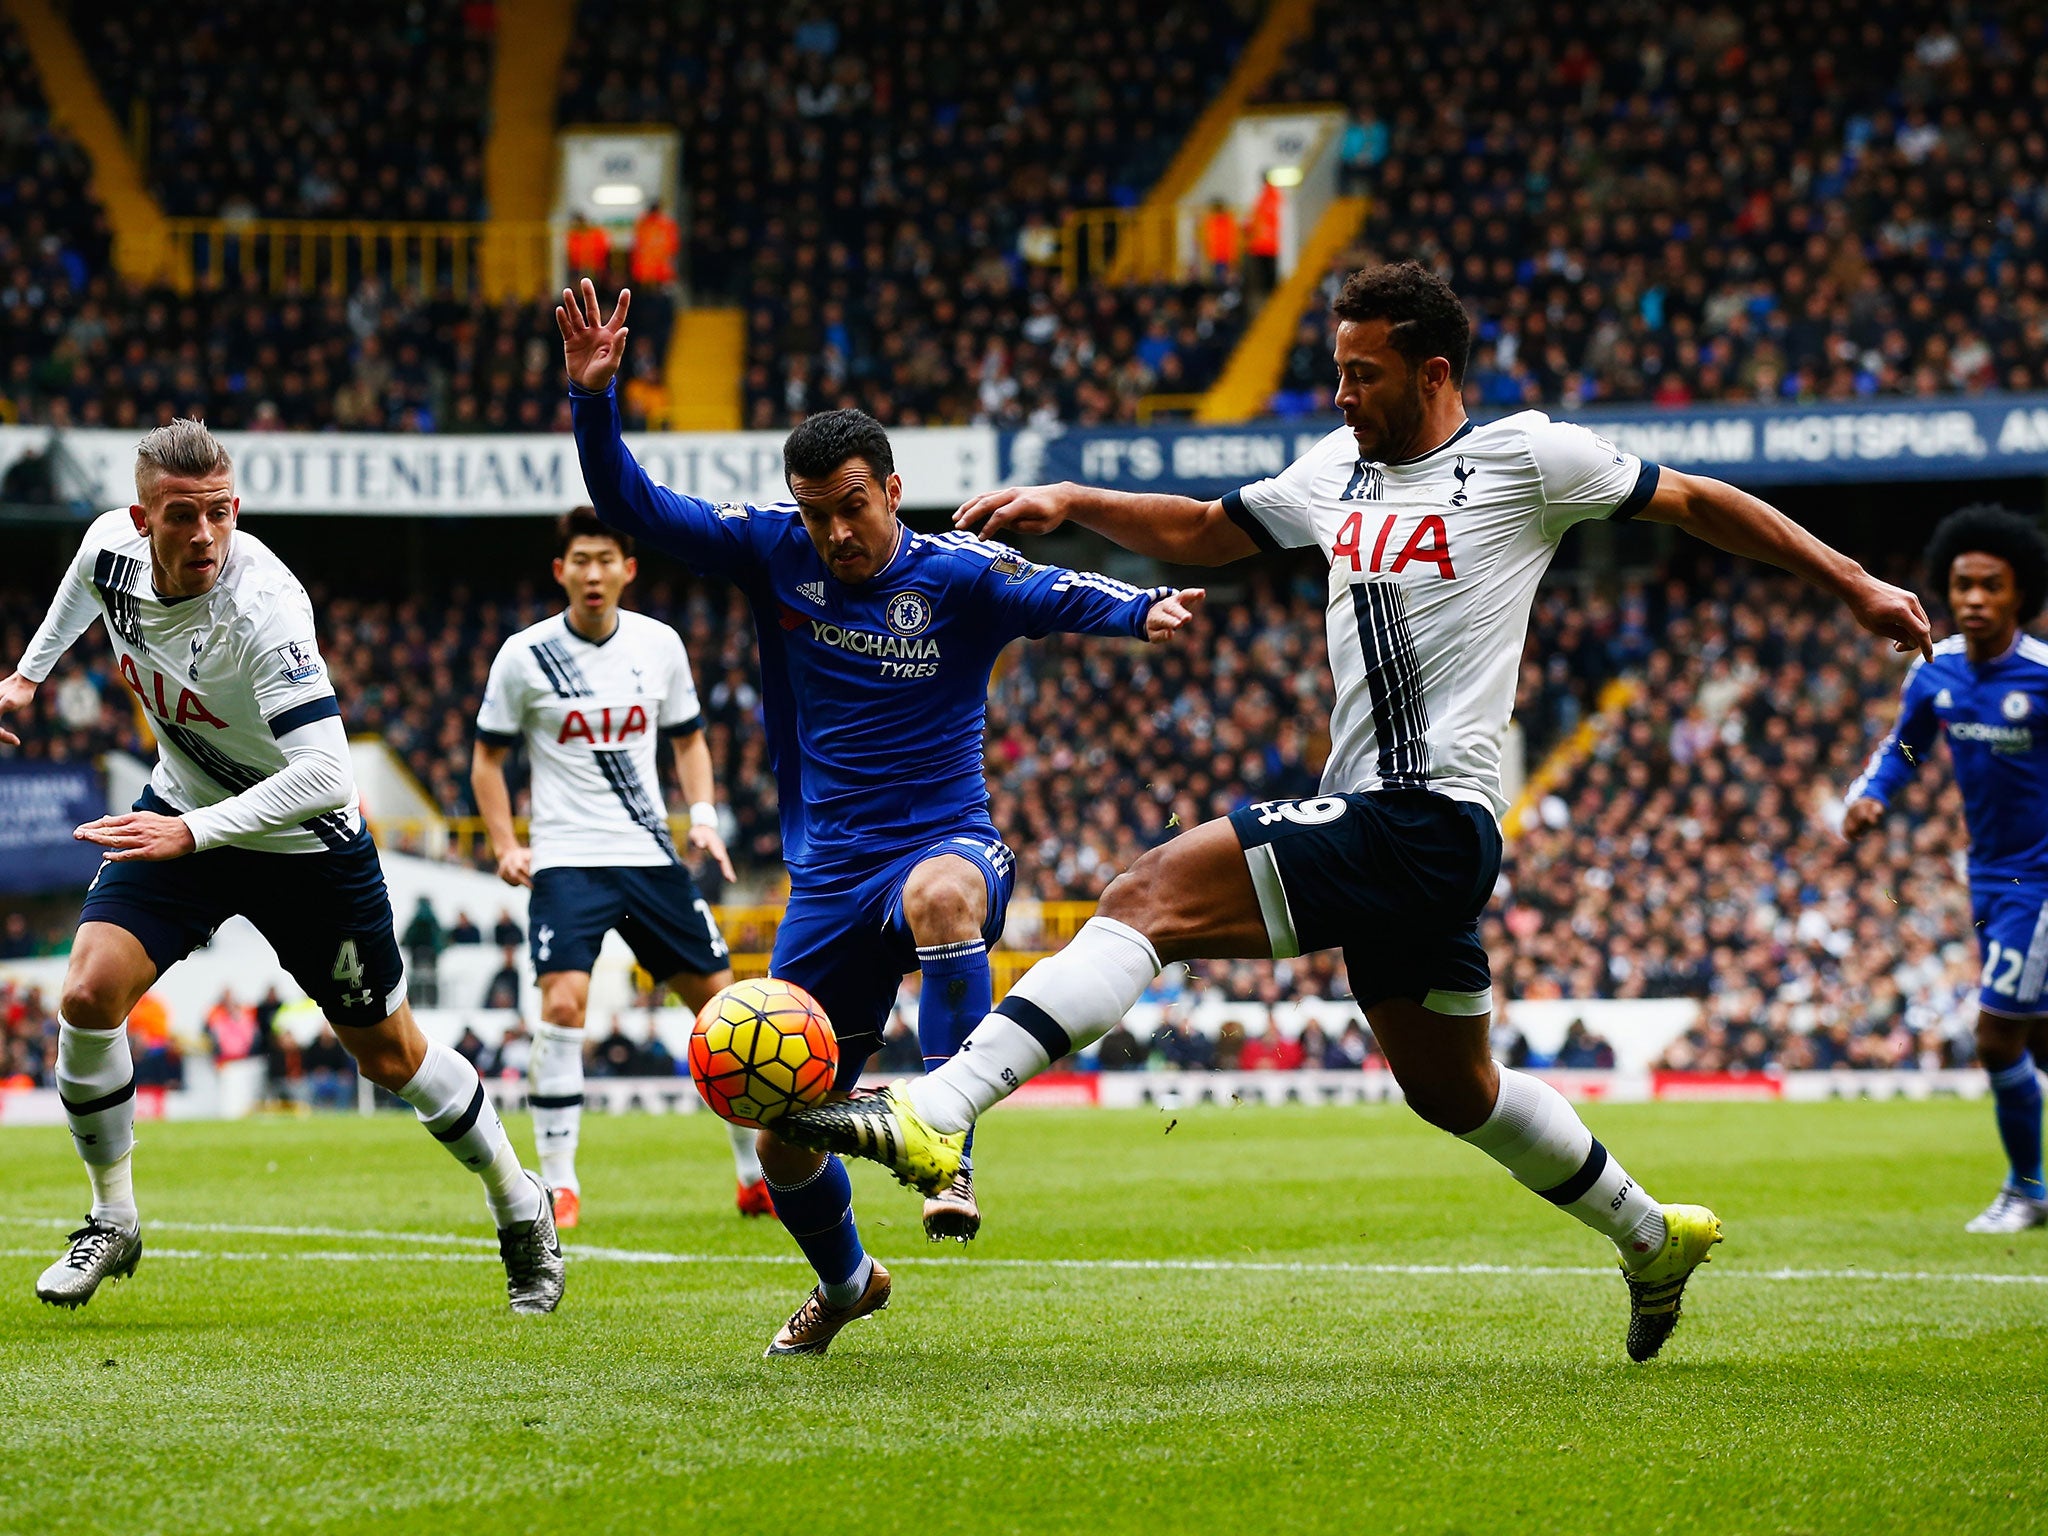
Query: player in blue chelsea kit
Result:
<box><xmin>1846</xmin><ymin>506</ymin><xmax>2048</xmax><ymax>1232</ymax></box>
<box><xmin>559</xmin><ymin>279</ymin><xmax>1201</xmax><ymax>1353</ymax></box>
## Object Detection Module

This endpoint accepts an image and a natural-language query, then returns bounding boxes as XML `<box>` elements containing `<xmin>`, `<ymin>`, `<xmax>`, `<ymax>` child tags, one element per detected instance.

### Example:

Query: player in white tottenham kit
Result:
<box><xmin>473</xmin><ymin>507</ymin><xmax>760</xmax><ymax>1230</ymax></box>
<box><xmin>784</xmin><ymin>263</ymin><xmax>1933</xmax><ymax>1361</ymax></box>
<box><xmin>0</xmin><ymin>420</ymin><xmax>564</xmax><ymax>1313</ymax></box>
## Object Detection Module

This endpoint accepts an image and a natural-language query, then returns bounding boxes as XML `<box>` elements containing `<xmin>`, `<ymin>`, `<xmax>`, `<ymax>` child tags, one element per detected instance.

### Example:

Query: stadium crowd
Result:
<box><xmin>1267</xmin><ymin>0</ymin><xmax>2048</xmax><ymax>414</ymax></box>
<box><xmin>560</xmin><ymin>0</ymin><xmax>1253</xmax><ymax>428</ymax></box>
<box><xmin>75</xmin><ymin>0</ymin><xmax>494</xmax><ymax>220</ymax></box>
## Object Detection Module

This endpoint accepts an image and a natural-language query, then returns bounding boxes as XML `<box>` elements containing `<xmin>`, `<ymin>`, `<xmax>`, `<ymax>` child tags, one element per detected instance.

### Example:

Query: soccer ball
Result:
<box><xmin>688</xmin><ymin>977</ymin><xmax>838</xmax><ymax>1129</ymax></box>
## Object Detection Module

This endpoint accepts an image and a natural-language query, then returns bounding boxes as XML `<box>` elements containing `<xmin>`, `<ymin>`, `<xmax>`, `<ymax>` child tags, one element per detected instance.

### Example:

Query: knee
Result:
<box><xmin>1396</xmin><ymin>1063</ymin><xmax>1498</xmax><ymax>1137</ymax></box>
<box><xmin>60</xmin><ymin>975</ymin><xmax>128</xmax><ymax>1033</ymax></box>
<box><xmin>1978</xmin><ymin>1015</ymin><xmax>2026</xmax><ymax>1069</ymax></box>
<box><xmin>1095</xmin><ymin>864</ymin><xmax>1160</xmax><ymax>929</ymax></box>
<box><xmin>540</xmin><ymin>993</ymin><xmax>584</xmax><ymax>1032</ymax></box>
<box><xmin>901</xmin><ymin>869</ymin><xmax>981</xmax><ymax>943</ymax></box>
<box><xmin>347</xmin><ymin>1032</ymin><xmax>422</xmax><ymax>1091</ymax></box>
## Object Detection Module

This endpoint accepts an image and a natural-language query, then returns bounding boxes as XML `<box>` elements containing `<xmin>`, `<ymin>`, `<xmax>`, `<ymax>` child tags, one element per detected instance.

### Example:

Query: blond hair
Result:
<box><xmin>135</xmin><ymin>418</ymin><xmax>232</xmax><ymax>497</ymax></box>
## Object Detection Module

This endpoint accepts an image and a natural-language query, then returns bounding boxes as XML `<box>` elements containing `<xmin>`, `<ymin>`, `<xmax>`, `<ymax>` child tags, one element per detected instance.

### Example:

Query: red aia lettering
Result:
<box><xmin>118</xmin><ymin>656</ymin><xmax>229</xmax><ymax>728</ymax></box>
<box><xmin>1389</xmin><ymin>515</ymin><xmax>1456</xmax><ymax>579</ymax></box>
<box><xmin>557</xmin><ymin>705</ymin><xmax>649</xmax><ymax>745</ymax></box>
<box><xmin>1331</xmin><ymin>510</ymin><xmax>1364</xmax><ymax>571</ymax></box>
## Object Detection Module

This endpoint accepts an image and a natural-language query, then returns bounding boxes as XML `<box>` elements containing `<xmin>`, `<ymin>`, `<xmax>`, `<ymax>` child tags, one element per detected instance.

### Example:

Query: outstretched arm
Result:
<box><xmin>956</xmin><ymin>483</ymin><xmax>1258</xmax><ymax>566</ymax></box>
<box><xmin>560</xmin><ymin>279</ymin><xmax>757</xmax><ymax>576</ymax></box>
<box><xmin>1639</xmin><ymin>470</ymin><xmax>1932</xmax><ymax>659</ymax></box>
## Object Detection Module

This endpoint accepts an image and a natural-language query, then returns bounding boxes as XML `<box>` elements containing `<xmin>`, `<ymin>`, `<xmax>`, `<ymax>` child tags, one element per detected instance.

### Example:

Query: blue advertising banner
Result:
<box><xmin>1002</xmin><ymin>394</ymin><xmax>2048</xmax><ymax>499</ymax></box>
<box><xmin>0</xmin><ymin>760</ymin><xmax>105</xmax><ymax>893</ymax></box>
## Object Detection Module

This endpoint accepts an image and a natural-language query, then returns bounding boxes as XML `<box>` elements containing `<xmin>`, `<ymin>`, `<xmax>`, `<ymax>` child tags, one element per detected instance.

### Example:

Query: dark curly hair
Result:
<box><xmin>783</xmin><ymin>407</ymin><xmax>895</xmax><ymax>487</ymax></box>
<box><xmin>1331</xmin><ymin>261</ymin><xmax>1472</xmax><ymax>386</ymax></box>
<box><xmin>1925</xmin><ymin>504</ymin><xmax>2048</xmax><ymax>623</ymax></box>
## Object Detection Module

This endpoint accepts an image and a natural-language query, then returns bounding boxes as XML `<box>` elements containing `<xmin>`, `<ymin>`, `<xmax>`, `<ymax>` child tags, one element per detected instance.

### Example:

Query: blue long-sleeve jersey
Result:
<box><xmin>571</xmin><ymin>382</ymin><xmax>1169</xmax><ymax>874</ymax></box>
<box><xmin>1847</xmin><ymin>632</ymin><xmax>2048</xmax><ymax>885</ymax></box>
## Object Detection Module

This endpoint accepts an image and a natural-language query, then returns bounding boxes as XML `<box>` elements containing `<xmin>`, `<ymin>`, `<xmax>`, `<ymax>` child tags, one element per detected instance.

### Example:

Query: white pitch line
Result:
<box><xmin>5</xmin><ymin>1218</ymin><xmax>2048</xmax><ymax>1288</ymax></box>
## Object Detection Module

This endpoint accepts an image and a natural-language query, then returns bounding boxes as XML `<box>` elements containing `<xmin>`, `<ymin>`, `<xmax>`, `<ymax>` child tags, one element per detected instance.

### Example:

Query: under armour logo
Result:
<box><xmin>797</xmin><ymin>580</ymin><xmax>827</xmax><ymax>606</ymax></box>
<box><xmin>536</xmin><ymin>925</ymin><xmax>554</xmax><ymax>961</ymax></box>
<box><xmin>1449</xmin><ymin>457</ymin><xmax>1476</xmax><ymax>507</ymax></box>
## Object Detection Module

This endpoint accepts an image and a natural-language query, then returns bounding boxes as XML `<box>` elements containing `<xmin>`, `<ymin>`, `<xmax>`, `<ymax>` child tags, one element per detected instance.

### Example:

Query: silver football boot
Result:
<box><xmin>36</xmin><ymin>1218</ymin><xmax>143</xmax><ymax>1308</ymax></box>
<box><xmin>498</xmin><ymin>1170</ymin><xmax>566</xmax><ymax>1314</ymax></box>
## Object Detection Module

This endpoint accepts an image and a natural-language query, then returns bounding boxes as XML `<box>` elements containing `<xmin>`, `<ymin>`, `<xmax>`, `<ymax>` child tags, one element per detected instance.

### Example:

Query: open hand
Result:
<box><xmin>1144</xmin><ymin>588</ymin><xmax>1205</xmax><ymax>643</ymax></box>
<box><xmin>0</xmin><ymin>671</ymin><xmax>35</xmax><ymax>747</ymax></box>
<box><xmin>954</xmin><ymin>483</ymin><xmax>1076</xmax><ymax>540</ymax></box>
<box><xmin>75</xmin><ymin>811</ymin><xmax>195</xmax><ymax>862</ymax></box>
<box><xmin>556</xmin><ymin>278</ymin><xmax>632</xmax><ymax>392</ymax></box>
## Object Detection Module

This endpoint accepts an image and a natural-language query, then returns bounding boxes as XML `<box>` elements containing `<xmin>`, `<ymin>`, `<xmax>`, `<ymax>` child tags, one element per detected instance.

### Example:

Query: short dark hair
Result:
<box><xmin>1925</xmin><ymin>503</ymin><xmax>2048</xmax><ymax>622</ymax></box>
<box><xmin>556</xmin><ymin>505</ymin><xmax>632</xmax><ymax>558</ymax></box>
<box><xmin>783</xmin><ymin>408</ymin><xmax>894</xmax><ymax>487</ymax></box>
<box><xmin>1331</xmin><ymin>262</ymin><xmax>1471</xmax><ymax>386</ymax></box>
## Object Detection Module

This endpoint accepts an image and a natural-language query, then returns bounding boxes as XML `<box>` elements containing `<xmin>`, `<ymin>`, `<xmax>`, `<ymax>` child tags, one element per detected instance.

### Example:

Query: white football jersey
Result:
<box><xmin>18</xmin><ymin>509</ymin><xmax>359</xmax><ymax>854</ymax></box>
<box><xmin>477</xmin><ymin>610</ymin><xmax>703</xmax><ymax>870</ymax></box>
<box><xmin>1227</xmin><ymin>412</ymin><xmax>1658</xmax><ymax>818</ymax></box>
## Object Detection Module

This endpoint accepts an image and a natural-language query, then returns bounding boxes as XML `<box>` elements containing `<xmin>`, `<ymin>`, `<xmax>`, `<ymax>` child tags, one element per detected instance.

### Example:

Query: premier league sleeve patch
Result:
<box><xmin>269</xmin><ymin>640</ymin><xmax>322</xmax><ymax>684</ymax></box>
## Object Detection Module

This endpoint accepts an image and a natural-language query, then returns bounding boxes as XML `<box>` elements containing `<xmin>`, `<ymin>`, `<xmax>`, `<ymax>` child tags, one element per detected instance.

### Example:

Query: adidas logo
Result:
<box><xmin>1935</xmin><ymin>688</ymin><xmax>1952</xmax><ymax>708</ymax></box>
<box><xmin>797</xmin><ymin>581</ymin><xmax>826</xmax><ymax>607</ymax></box>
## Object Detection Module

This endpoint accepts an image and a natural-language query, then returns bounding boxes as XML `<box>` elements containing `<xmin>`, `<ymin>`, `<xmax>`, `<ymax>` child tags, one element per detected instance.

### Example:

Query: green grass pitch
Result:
<box><xmin>3</xmin><ymin>1098</ymin><xmax>2046</xmax><ymax>1534</ymax></box>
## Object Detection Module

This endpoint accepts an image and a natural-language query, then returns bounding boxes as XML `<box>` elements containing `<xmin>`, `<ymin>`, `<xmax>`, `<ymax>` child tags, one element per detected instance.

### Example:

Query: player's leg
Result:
<box><xmin>1966</xmin><ymin>886</ymin><xmax>2048</xmax><ymax>1231</ymax></box>
<box><xmin>37</xmin><ymin>826</ymin><xmax>226</xmax><ymax>1307</ymax></box>
<box><xmin>754</xmin><ymin>888</ymin><xmax>895</xmax><ymax>1355</ymax></box>
<box><xmin>612</xmin><ymin>863</ymin><xmax>763</xmax><ymax>1213</ymax></box>
<box><xmin>532</xmin><ymin>969</ymin><xmax>591</xmax><ymax>1223</ymax></box>
<box><xmin>913</xmin><ymin>815</ymin><xmax>1265</xmax><ymax>1134</ymax></box>
<box><xmin>663</xmin><ymin>961</ymin><xmax>765</xmax><ymax>1213</ymax></box>
<box><xmin>251</xmin><ymin>837</ymin><xmax>558</xmax><ymax>1312</ymax></box>
<box><xmin>1365</xmin><ymin>984</ymin><xmax>1718</xmax><ymax>1362</ymax></box>
<box><xmin>1968</xmin><ymin>1009</ymin><xmax>2047</xmax><ymax>1232</ymax></box>
<box><xmin>36</xmin><ymin>922</ymin><xmax>157</xmax><ymax>1305</ymax></box>
<box><xmin>895</xmin><ymin>840</ymin><xmax>1012</xmax><ymax>1240</ymax></box>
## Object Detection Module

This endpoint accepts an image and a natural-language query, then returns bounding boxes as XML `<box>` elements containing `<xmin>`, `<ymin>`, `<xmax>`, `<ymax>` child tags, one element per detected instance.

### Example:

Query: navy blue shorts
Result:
<box><xmin>1228</xmin><ymin>789</ymin><xmax>1502</xmax><ymax>1016</ymax></box>
<box><xmin>528</xmin><ymin>862</ymin><xmax>729</xmax><ymax>980</ymax></box>
<box><xmin>773</xmin><ymin>832</ymin><xmax>1016</xmax><ymax>1090</ymax></box>
<box><xmin>79</xmin><ymin>786</ymin><xmax>406</xmax><ymax>1026</ymax></box>
<box><xmin>1974</xmin><ymin>881</ymin><xmax>2048</xmax><ymax>1018</ymax></box>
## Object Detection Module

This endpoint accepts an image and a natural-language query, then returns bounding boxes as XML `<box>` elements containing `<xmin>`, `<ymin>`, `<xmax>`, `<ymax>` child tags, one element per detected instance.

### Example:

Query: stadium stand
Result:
<box><xmin>1262</xmin><ymin>0</ymin><xmax>2048</xmax><ymax>414</ymax></box>
<box><xmin>557</xmin><ymin>0</ymin><xmax>1257</xmax><ymax>428</ymax></box>
<box><xmin>71</xmin><ymin>0</ymin><xmax>495</xmax><ymax>220</ymax></box>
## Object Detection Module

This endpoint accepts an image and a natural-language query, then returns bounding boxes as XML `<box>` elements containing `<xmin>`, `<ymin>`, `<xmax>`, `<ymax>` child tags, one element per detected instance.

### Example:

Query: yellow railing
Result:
<box><xmin>1135</xmin><ymin>392</ymin><xmax>1208</xmax><ymax>424</ymax></box>
<box><xmin>149</xmin><ymin>220</ymin><xmax>556</xmax><ymax>302</ymax></box>
<box><xmin>1055</xmin><ymin>205</ymin><xmax>1197</xmax><ymax>288</ymax></box>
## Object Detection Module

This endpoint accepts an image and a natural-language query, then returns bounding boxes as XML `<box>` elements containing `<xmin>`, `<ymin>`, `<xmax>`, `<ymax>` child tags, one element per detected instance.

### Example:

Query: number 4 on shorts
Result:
<box><xmin>332</xmin><ymin>938</ymin><xmax>374</xmax><ymax>1010</ymax></box>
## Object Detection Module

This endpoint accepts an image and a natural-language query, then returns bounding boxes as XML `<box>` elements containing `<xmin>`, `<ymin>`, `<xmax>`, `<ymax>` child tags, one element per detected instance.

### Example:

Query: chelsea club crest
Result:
<box><xmin>885</xmin><ymin>591</ymin><xmax>933</xmax><ymax>637</ymax></box>
<box><xmin>2005</xmin><ymin>690</ymin><xmax>2032</xmax><ymax>722</ymax></box>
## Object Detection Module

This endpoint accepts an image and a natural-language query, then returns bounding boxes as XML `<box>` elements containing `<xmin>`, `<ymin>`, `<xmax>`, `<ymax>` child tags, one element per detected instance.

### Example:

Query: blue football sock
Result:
<box><xmin>768</xmin><ymin>1154</ymin><xmax>868</xmax><ymax>1297</ymax></box>
<box><xmin>918</xmin><ymin>939</ymin><xmax>991</xmax><ymax>1161</ymax></box>
<box><xmin>1989</xmin><ymin>1055</ymin><xmax>2046</xmax><ymax>1200</ymax></box>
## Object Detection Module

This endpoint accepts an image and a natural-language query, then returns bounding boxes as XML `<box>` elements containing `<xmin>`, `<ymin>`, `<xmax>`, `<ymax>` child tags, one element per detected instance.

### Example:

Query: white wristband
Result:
<box><xmin>689</xmin><ymin>801</ymin><xmax>718</xmax><ymax>829</ymax></box>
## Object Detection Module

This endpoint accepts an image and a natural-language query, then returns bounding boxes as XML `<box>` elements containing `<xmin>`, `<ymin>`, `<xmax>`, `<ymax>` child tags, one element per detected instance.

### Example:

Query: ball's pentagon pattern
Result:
<box><xmin>688</xmin><ymin>977</ymin><xmax>839</xmax><ymax>1129</ymax></box>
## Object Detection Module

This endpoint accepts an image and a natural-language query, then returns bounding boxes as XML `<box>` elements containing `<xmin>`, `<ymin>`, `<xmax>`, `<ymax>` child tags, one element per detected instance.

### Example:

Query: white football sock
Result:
<box><xmin>399</xmin><ymin>1041</ymin><xmax>540</xmax><ymax>1226</ymax></box>
<box><xmin>909</xmin><ymin>917</ymin><xmax>1160</xmax><ymax>1134</ymax></box>
<box><xmin>57</xmin><ymin>1023</ymin><xmax>139</xmax><ymax>1227</ymax></box>
<box><xmin>529</xmin><ymin>1021</ymin><xmax>584</xmax><ymax>1194</ymax></box>
<box><xmin>729</xmin><ymin>1121</ymin><xmax>764</xmax><ymax>1185</ymax></box>
<box><xmin>823</xmin><ymin>1253</ymin><xmax>874</xmax><ymax>1309</ymax></box>
<box><xmin>1460</xmin><ymin>1067</ymin><xmax>1667</xmax><ymax>1266</ymax></box>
